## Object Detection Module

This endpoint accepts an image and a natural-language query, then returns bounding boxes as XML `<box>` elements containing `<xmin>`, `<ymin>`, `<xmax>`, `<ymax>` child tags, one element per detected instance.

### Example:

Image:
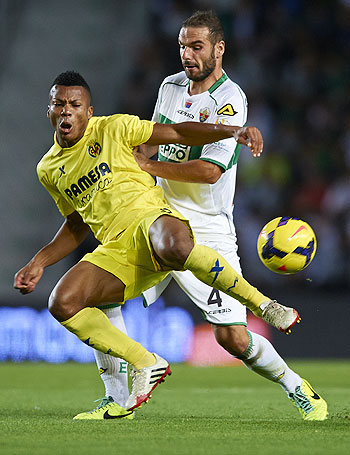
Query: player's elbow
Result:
<box><xmin>206</xmin><ymin>173</ymin><xmax>221</xmax><ymax>184</ymax></box>
<box><xmin>201</xmin><ymin>166</ymin><xmax>223</xmax><ymax>184</ymax></box>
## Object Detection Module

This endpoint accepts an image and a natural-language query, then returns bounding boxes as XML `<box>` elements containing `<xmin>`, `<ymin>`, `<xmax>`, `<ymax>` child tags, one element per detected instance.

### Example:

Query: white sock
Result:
<box><xmin>242</xmin><ymin>331</ymin><xmax>302</xmax><ymax>394</ymax></box>
<box><xmin>93</xmin><ymin>306</ymin><xmax>129</xmax><ymax>407</ymax></box>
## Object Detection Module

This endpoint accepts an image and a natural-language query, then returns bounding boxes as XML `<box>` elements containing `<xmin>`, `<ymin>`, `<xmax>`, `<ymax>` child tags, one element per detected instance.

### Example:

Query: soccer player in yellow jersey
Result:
<box><xmin>14</xmin><ymin>71</ymin><xmax>300</xmax><ymax>415</ymax></box>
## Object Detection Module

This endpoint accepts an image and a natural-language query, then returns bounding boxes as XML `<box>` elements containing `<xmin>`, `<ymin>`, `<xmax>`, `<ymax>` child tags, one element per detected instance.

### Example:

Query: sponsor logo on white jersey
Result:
<box><xmin>159</xmin><ymin>143</ymin><xmax>191</xmax><ymax>162</ymax></box>
<box><xmin>217</xmin><ymin>104</ymin><xmax>238</xmax><ymax>116</ymax></box>
<box><xmin>177</xmin><ymin>109</ymin><xmax>195</xmax><ymax>119</ymax></box>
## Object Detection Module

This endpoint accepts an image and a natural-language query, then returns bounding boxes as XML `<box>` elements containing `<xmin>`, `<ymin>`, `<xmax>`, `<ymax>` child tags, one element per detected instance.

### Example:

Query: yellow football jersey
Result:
<box><xmin>37</xmin><ymin>114</ymin><xmax>164</xmax><ymax>243</ymax></box>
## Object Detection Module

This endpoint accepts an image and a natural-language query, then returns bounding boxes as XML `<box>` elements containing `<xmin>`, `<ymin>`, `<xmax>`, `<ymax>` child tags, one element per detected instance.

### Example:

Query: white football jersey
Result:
<box><xmin>152</xmin><ymin>71</ymin><xmax>248</xmax><ymax>237</ymax></box>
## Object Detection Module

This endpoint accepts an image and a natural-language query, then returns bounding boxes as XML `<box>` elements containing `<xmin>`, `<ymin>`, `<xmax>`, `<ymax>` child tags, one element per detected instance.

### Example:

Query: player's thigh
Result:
<box><xmin>51</xmin><ymin>261</ymin><xmax>125</xmax><ymax>312</ymax></box>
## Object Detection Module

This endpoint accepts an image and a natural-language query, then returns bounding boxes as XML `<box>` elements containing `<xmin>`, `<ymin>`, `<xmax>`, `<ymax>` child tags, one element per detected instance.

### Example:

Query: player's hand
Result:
<box><xmin>133</xmin><ymin>147</ymin><xmax>149</xmax><ymax>171</ymax></box>
<box><xmin>234</xmin><ymin>126</ymin><xmax>263</xmax><ymax>157</ymax></box>
<box><xmin>14</xmin><ymin>261</ymin><xmax>44</xmax><ymax>294</ymax></box>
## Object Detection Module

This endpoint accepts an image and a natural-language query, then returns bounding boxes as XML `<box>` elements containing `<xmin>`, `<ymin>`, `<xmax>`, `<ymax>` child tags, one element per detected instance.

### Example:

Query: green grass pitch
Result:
<box><xmin>0</xmin><ymin>360</ymin><xmax>349</xmax><ymax>455</ymax></box>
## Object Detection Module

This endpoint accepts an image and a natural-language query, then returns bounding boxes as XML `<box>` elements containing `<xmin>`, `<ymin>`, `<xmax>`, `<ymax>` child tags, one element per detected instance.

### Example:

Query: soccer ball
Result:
<box><xmin>257</xmin><ymin>217</ymin><xmax>317</xmax><ymax>274</ymax></box>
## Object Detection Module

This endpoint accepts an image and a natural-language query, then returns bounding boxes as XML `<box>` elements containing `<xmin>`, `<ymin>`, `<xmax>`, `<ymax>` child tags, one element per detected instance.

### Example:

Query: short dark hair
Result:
<box><xmin>51</xmin><ymin>71</ymin><xmax>91</xmax><ymax>99</ymax></box>
<box><xmin>182</xmin><ymin>10</ymin><xmax>224</xmax><ymax>44</ymax></box>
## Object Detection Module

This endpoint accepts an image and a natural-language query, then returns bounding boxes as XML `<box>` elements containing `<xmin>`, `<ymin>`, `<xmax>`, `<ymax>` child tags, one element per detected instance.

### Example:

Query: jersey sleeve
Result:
<box><xmin>122</xmin><ymin>115</ymin><xmax>155</xmax><ymax>147</ymax></box>
<box><xmin>200</xmin><ymin>86</ymin><xmax>248</xmax><ymax>170</ymax></box>
<box><xmin>37</xmin><ymin>162</ymin><xmax>75</xmax><ymax>217</ymax></box>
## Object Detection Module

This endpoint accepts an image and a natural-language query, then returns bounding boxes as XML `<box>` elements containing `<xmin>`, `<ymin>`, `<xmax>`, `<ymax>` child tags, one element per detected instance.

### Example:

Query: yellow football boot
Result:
<box><xmin>289</xmin><ymin>379</ymin><xmax>328</xmax><ymax>421</ymax></box>
<box><xmin>73</xmin><ymin>396</ymin><xmax>134</xmax><ymax>420</ymax></box>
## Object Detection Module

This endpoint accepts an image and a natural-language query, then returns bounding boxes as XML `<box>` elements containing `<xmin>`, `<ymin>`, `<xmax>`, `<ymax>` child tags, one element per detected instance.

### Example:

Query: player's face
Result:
<box><xmin>47</xmin><ymin>85</ymin><xmax>93</xmax><ymax>148</ymax></box>
<box><xmin>179</xmin><ymin>26</ymin><xmax>222</xmax><ymax>82</ymax></box>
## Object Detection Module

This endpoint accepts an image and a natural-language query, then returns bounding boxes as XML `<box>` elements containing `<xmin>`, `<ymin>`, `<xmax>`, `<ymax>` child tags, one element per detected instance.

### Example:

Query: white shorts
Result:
<box><xmin>142</xmin><ymin>235</ymin><xmax>247</xmax><ymax>325</ymax></box>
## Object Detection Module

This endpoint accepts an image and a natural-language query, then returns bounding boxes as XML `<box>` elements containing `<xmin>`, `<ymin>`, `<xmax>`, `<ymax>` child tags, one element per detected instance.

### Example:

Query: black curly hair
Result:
<box><xmin>51</xmin><ymin>70</ymin><xmax>91</xmax><ymax>101</ymax></box>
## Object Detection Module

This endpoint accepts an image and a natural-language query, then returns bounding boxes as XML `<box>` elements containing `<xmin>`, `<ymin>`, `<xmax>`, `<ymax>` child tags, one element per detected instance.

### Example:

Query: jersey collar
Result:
<box><xmin>185</xmin><ymin>72</ymin><xmax>228</xmax><ymax>96</ymax></box>
<box><xmin>208</xmin><ymin>73</ymin><xmax>228</xmax><ymax>94</ymax></box>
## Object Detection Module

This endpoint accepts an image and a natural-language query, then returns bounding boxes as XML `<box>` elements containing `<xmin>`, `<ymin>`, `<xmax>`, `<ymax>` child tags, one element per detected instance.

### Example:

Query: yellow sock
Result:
<box><xmin>61</xmin><ymin>307</ymin><xmax>155</xmax><ymax>368</ymax></box>
<box><xmin>184</xmin><ymin>244</ymin><xmax>268</xmax><ymax>314</ymax></box>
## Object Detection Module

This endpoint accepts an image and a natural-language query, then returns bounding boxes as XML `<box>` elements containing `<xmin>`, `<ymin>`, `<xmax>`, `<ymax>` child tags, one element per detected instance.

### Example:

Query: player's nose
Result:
<box><xmin>61</xmin><ymin>105</ymin><xmax>71</xmax><ymax>116</ymax></box>
<box><xmin>182</xmin><ymin>46</ymin><xmax>193</xmax><ymax>59</ymax></box>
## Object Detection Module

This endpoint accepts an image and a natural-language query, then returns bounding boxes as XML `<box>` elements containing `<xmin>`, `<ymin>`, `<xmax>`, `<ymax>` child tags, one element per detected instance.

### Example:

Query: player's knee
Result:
<box><xmin>154</xmin><ymin>234</ymin><xmax>193</xmax><ymax>269</ymax></box>
<box><xmin>48</xmin><ymin>287</ymin><xmax>83</xmax><ymax>322</ymax></box>
<box><xmin>150</xmin><ymin>216</ymin><xmax>194</xmax><ymax>269</ymax></box>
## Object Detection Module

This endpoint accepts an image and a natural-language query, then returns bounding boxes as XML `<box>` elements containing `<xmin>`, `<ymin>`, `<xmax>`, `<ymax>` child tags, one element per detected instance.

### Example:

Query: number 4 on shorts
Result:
<box><xmin>207</xmin><ymin>289</ymin><xmax>222</xmax><ymax>307</ymax></box>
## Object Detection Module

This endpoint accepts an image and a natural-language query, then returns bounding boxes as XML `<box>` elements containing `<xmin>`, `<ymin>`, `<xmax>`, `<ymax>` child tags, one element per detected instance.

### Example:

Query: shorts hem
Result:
<box><xmin>208</xmin><ymin>321</ymin><xmax>247</xmax><ymax>327</ymax></box>
<box><xmin>98</xmin><ymin>303</ymin><xmax>123</xmax><ymax>310</ymax></box>
<box><xmin>142</xmin><ymin>294</ymin><xmax>149</xmax><ymax>308</ymax></box>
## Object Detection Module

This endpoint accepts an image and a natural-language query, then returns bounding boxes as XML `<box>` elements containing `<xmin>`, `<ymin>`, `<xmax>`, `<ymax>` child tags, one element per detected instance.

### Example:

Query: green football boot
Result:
<box><xmin>289</xmin><ymin>379</ymin><xmax>328</xmax><ymax>421</ymax></box>
<box><xmin>73</xmin><ymin>396</ymin><xmax>135</xmax><ymax>420</ymax></box>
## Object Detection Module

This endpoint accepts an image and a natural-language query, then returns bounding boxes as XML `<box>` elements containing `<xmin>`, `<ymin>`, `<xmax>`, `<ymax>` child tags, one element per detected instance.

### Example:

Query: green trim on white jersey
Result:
<box><xmin>199</xmin><ymin>307</ymin><xmax>247</xmax><ymax>326</ymax></box>
<box><xmin>200</xmin><ymin>157</ymin><xmax>228</xmax><ymax>170</ymax></box>
<box><xmin>208</xmin><ymin>73</ymin><xmax>228</xmax><ymax>94</ymax></box>
<box><xmin>153</xmin><ymin>70</ymin><xmax>248</xmax><ymax>235</ymax></box>
<box><xmin>158</xmin><ymin>113</ymin><xmax>204</xmax><ymax>163</ymax></box>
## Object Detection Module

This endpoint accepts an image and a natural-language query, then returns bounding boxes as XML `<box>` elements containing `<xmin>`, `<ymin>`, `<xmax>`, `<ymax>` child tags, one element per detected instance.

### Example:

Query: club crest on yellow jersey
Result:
<box><xmin>88</xmin><ymin>141</ymin><xmax>102</xmax><ymax>158</ymax></box>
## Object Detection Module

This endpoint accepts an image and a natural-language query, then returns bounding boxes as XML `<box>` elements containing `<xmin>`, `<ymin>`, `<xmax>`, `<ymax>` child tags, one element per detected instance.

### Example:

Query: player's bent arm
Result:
<box><xmin>134</xmin><ymin>152</ymin><xmax>223</xmax><ymax>183</ymax></box>
<box><xmin>137</xmin><ymin>144</ymin><xmax>158</xmax><ymax>159</ymax></box>
<box><xmin>14</xmin><ymin>211</ymin><xmax>90</xmax><ymax>294</ymax></box>
<box><xmin>146</xmin><ymin>123</ymin><xmax>263</xmax><ymax>157</ymax></box>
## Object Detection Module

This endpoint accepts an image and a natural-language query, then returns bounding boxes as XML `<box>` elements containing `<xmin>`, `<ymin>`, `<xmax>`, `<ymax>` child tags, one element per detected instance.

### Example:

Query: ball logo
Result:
<box><xmin>88</xmin><ymin>141</ymin><xmax>102</xmax><ymax>158</ymax></box>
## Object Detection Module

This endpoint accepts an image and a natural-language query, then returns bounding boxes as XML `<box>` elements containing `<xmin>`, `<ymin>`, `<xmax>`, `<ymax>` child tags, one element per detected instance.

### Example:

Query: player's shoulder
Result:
<box><xmin>37</xmin><ymin>148</ymin><xmax>54</xmax><ymax>181</ymax></box>
<box><xmin>209</xmin><ymin>75</ymin><xmax>247</xmax><ymax>119</ymax></box>
<box><xmin>160</xmin><ymin>71</ymin><xmax>188</xmax><ymax>89</ymax></box>
<box><xmin>37</xmin><ymin>142</ymin><xmax>56</xmax><ymax>172</ymax></box>
<box><xmin>212</xmin><ymin>74</ymin><xmax>247</xmax><ymax>105</ymax></box>
<box><xmin>91</xmin><ymin>114</ymin><xmax>126</xmax><ymax>128</ymax></box>
<box><xmin>208</xmin><ymin>74</ymin><xmax>248</xmax><ymax>124</ymax></box>
<box><xmin>94</xmin><ymin>113</ymin><xmax>147</xmax><ymax>131</ymax></box>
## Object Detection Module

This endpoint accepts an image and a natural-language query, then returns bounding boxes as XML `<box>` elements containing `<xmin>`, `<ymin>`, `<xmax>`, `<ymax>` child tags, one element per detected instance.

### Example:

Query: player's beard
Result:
<box><xmin>185</xmin><ymin>48</ymin><xmax>216</xmax><ymax>82</ymax></box>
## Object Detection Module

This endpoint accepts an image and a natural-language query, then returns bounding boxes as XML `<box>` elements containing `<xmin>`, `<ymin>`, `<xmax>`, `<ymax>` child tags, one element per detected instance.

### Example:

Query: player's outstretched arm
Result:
<box><xmin>14</xmin><ymin>211</ymin><xmax>90</xmax><ymax>295</ymax></box>
<box><xmin>146</xmin><ymin>123</ymin><xmax>263</xmax><ymax>157</ymax></box>
<box><xmin>134</xmin><ymin>151</ymin><xmax>223</xmax><ymax>183</ymax></box>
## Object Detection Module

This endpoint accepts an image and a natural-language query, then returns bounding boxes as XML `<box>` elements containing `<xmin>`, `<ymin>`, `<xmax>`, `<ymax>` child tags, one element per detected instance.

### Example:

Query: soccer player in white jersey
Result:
<box><xmin>77</xmin><ymin>11</ymin><xmax>327</xmax><ymax>421</ymax></box>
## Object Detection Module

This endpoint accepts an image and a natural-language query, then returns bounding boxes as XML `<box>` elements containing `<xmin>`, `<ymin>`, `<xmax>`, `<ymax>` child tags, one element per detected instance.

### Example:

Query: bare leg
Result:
<box><xmin>49</xmin><ymin>261</ymin><xmax>155</xmax><ymax>369</ymax></box>
<box><xmin>213</xmin><ymin>325</ymin><xmax>301</xmax><ymax>393</ymax></box>
<box><xmin>48</xmin><ymin>261</ymin><xmax>126</xmax><ymax>321</ymax></box>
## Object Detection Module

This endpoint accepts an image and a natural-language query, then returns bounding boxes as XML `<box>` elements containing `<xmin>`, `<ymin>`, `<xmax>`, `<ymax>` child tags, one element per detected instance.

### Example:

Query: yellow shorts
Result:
<box><xmin>81</xmin><ymin>206</ymin><xmax>193</xmax><ymax>302</ymax></box>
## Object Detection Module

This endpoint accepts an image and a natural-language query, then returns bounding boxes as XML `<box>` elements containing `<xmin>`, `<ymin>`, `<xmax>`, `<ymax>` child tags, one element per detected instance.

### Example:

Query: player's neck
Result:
<box><xmin>188</xmin><ymin>68</ymin><xmax>224</xmax><ymax>96</ymax></box>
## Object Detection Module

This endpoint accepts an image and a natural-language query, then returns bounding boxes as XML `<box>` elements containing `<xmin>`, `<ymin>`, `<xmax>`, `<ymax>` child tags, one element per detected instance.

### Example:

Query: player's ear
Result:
<box><xmin>216</xmin><ymin>40</ymin><xmax>225</xmax><ymax>58</ymax></box>
<box><xmin>47</xmin><ymin>105</ymin><xmax>50</xmax><ymax>118</ymax></box>
<box><xmin>88</xmin><ymin>105</ymin><xmax>93</xmax><ymax>119</ymax></box>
